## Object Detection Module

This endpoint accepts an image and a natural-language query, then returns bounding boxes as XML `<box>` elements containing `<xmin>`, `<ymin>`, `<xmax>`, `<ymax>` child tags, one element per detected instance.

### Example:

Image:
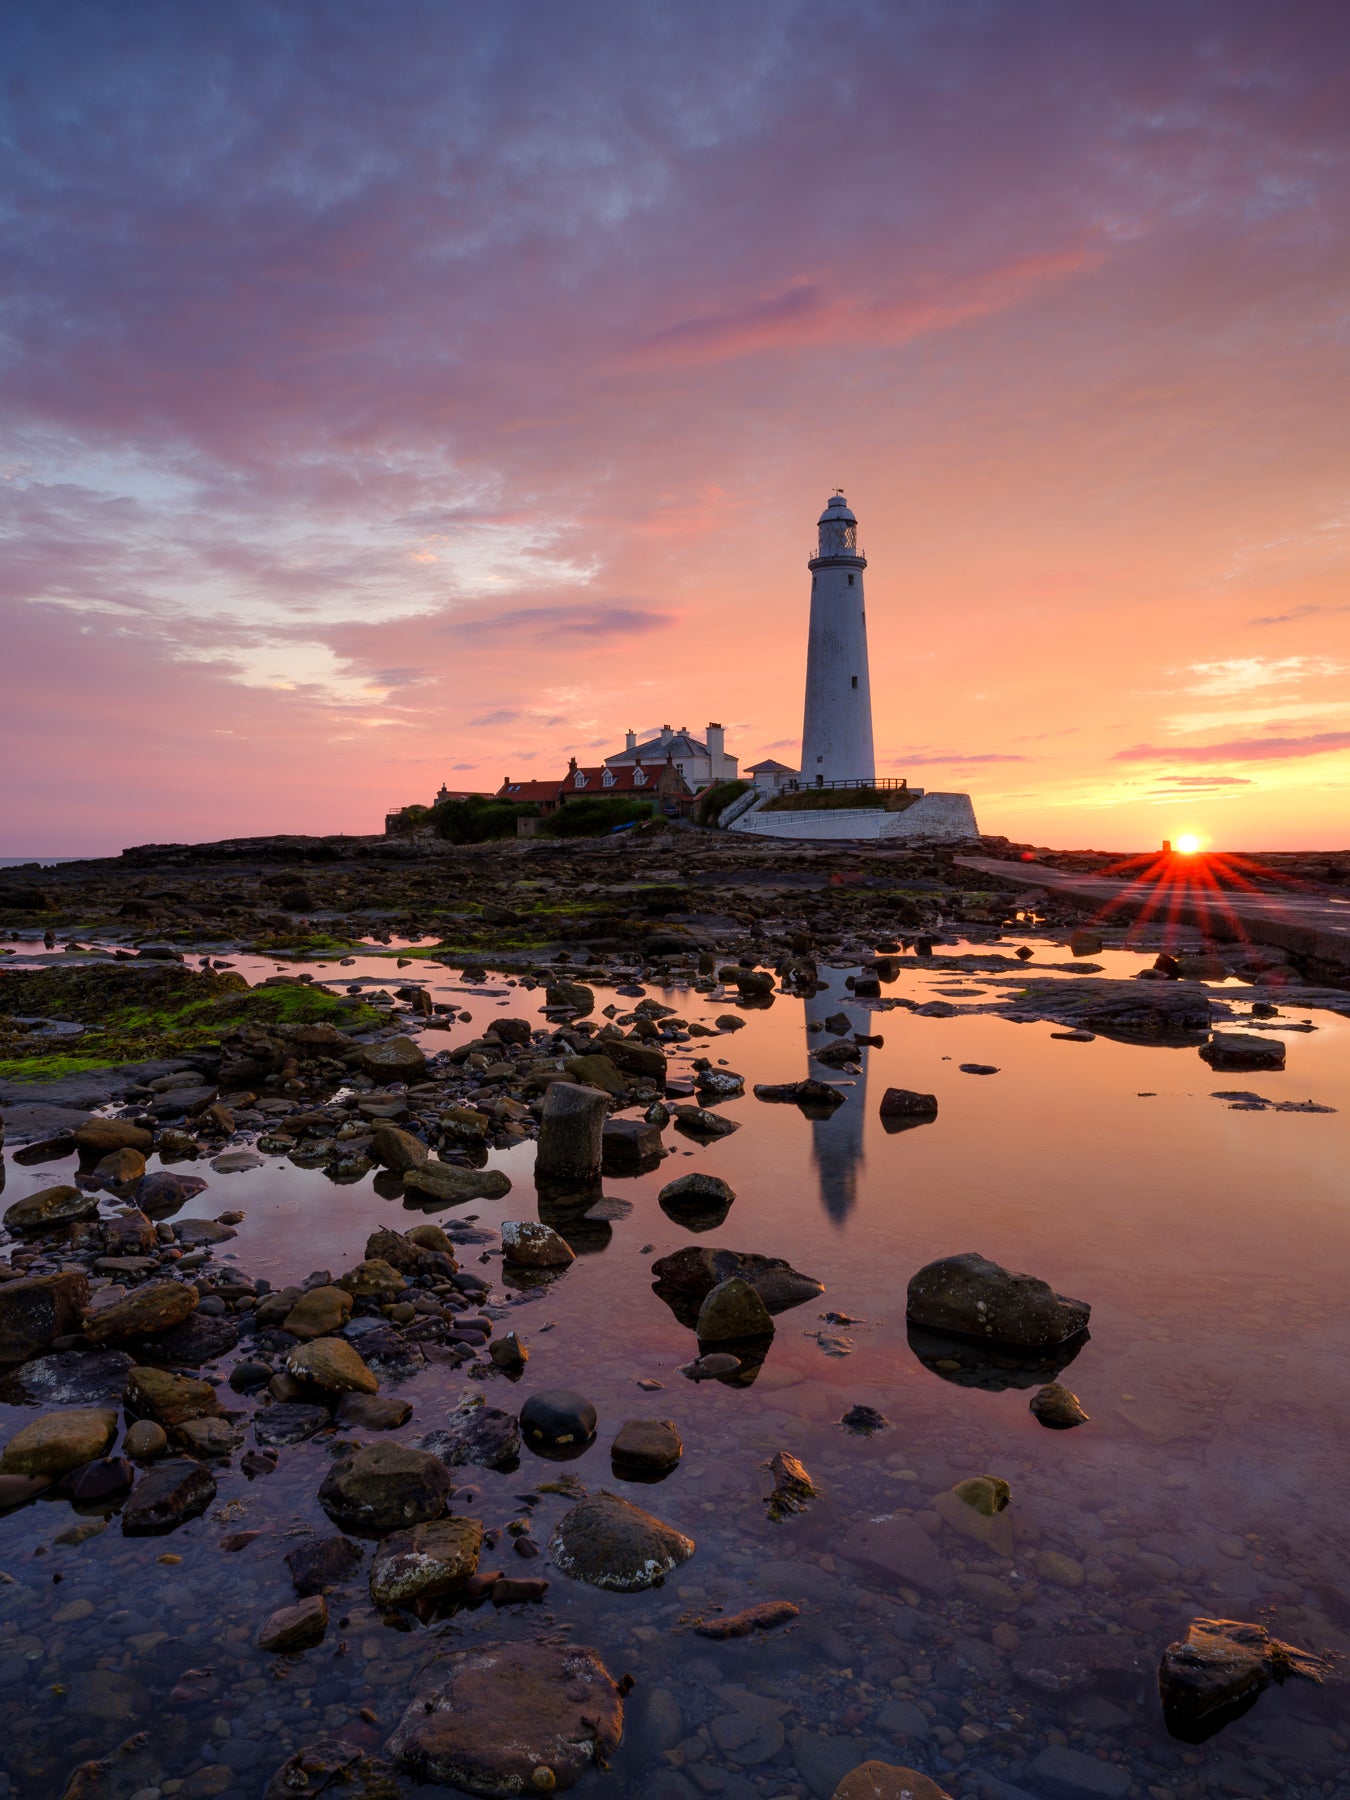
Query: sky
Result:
<box><xmin>3</xmin><ymin>0</ymin><xmax>1349</xmax><ymax>855</ymax></box>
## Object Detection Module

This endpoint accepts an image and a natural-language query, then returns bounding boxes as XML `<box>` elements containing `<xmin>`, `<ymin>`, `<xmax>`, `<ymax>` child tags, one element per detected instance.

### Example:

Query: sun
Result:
<box><xmin>1175</xmin><ymin>833</ymin><xmax>1202</xmax><ymax>855</ymax></box>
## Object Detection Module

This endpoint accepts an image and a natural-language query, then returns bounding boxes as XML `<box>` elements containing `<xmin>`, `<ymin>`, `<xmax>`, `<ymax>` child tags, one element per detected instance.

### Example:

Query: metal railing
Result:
<box><xmin>783</xmin><ymin>777</ymin><xmax>908</xmax><ymax>793</ymax></box>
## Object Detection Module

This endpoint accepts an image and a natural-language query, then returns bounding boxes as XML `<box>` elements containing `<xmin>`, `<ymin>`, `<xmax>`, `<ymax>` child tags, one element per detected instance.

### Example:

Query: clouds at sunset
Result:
<box><xmin>3</xmin><ymin>0</ymin><xmax>1349</xmax><ymax>851</ymax></box>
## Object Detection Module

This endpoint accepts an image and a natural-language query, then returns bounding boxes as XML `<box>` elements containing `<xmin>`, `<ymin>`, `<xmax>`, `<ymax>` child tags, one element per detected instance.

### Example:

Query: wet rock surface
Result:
<box><xmin>906</xmin><ymin>1251</ymin><xmax>1091</xmax><ymax>1349</ymax></box>
<box><xmin>387</xmin><ymin>1640</ymin><xmax>625</xmax><ymax>1793</ymax></box>
<box><xmin>1158</xmin><ymin>1616</ymin><xmax>1334</xmax><ymax>1742</ymax></box>
<box><xmin>548</xmin><ymin>1489</ymin><xmax>695</xmax><ymax>1589</ymax></box>
<box><xmin>317</xmin><ymin>1441</ymin><xmax>453</xmax><ymax>1535</ymax></box>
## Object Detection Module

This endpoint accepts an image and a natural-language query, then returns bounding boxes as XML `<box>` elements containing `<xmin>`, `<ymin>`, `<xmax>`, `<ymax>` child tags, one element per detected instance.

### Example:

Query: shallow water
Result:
<box><xmin>2</xmin><ymin>940</ymin><xmax>1349</xmax><ymax>1799</ymax></box>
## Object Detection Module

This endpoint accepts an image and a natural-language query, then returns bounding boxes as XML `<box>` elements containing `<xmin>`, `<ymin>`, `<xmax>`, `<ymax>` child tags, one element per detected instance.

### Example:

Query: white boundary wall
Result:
<box><xmin>729</xmin><ymin>790</ymin><xmax>979</xmax><ymax>843</ymax></box>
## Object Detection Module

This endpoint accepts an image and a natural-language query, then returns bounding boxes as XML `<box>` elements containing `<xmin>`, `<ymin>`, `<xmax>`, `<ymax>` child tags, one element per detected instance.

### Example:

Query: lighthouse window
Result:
<box><xmin>851</xmin><ymin>676</ymin><xmax>858</xmax><ymax>689</ymax></box>
<box><xmin>848</xmin><ymin>573</ymin><xmax>854</xmax><ymax>586</ymax></box>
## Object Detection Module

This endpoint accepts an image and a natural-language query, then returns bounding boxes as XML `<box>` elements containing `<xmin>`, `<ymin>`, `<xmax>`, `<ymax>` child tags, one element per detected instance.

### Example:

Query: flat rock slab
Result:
<box><xmin>0</xmin><ymin>1348</ymin><xmax>133</xmax><ymax>1407</ymax></box>
<box><xmin>837</xmin><ymin>1513</ymin><xmax>955</xmax><ymax>1599</ymax></box>
<box><xmin>255</xmin><ymin>1403</ymin><xmax>332</xmax><ymax>1447</ymax></box>
<box><xmin>424</xmin><ymin>1400</ymin><xmax>521</xmax><ymax>1471</ymax></box>
<box><xmin>388</xmin><ymin>1641</ymin><xmax>624</xmax><ymax>1795</ymax></box>
<box><xmin>0</xmin><ymin>1101</ymin><xmax>95</xmax><ymax>1143</ymax></box>
<box><xmin>1026</xmin><ymin>1744</ymin><xmax>1130</xmax><ymax>1799</ymax></box>
<box><xmin>1011</xmin><ymin>1633</ymin><xmax>1146</xmax><ymax>1694</ymax></box>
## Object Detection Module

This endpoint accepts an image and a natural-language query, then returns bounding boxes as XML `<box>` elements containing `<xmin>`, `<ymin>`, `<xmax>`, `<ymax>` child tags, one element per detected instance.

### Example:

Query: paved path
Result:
<box><xmin>954</xmin><ymin>855</ymin><xmax>1350</xmax><ymax>974</ymax></box>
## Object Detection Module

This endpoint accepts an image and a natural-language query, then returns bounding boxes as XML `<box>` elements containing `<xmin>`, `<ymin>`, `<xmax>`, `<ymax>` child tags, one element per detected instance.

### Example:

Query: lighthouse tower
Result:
<box><xmin>800</xmin><ymin>491</ymin><xmax>875</xmax><ymax>786</ymax></box>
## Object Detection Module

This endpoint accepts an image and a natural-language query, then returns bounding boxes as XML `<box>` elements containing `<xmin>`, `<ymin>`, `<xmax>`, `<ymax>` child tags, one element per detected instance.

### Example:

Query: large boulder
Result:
<box><xmin>282</xmin><ymin>1284</ymin><xmax>353</xmax><ymax>1340</ymax></box>
<box><xmin>651</xmin><ymin>1247</ymin><xmax>823</xmax><ymax>1323</ymax></box>
<box><xmin>658</xmin><ymin>1173</ymin><xmax>735</xmax><ymax>1232</ymax></box>
<box><xmin>318</xmin><ymin>1442</ymin><xmax>453</xmax><ymax>1536</ymax></box>
<box><xmin>696</xmin><ymin>1277</ymin><xmax>774</xmax><ymax>1342</ymax></box>
<box><xmin>403</xmin><ymin>1163</ymin><xmax>511</xmax><ymax>1206</ymax></box>
<box><xmin>501</xmin><ymin>1221</ymin><xmax>575</xmax><ymax>1270</ymax></box>
<box><xmin>136</xmin><ymin>1171</ymin><xmax>208</xmax><ymax>1218</ymax></box>
<box><xmin>126</xmin><ymin>1366</ymin><xmax>221</xmax><ymax>1427</ymax></box>
<box><xmin>0</xmin><ymin>1271</ymin><xmax>90</xmax><ymax>1365</ymax></box>
<box><xmin>544</xmin><ymin>979</ymin><xmax>596</xmax><ymax>1016</ymax></box>
<box><xmin>602</xmin><ymin>1038</ymin><xmax>667</xmax><ymax>1080</ymax></box>
<box><xmin>611</xmin><ymin>1419</ymin><xmax>683</xmax><ymax>1480</ymax></box>
<box><xmin>387</xmin><ymin>1642</ymin><xmax>623</xmax><ymax>1794</ymax></box>
<box><xmin>286</xmin><ymin>1337</ymin><xmax>380</xmax><ymax>1395</ymax></box>
<box><xmin>1199</xmin><ymin>1032</ymin><xmax>1286</xmax><ymax>1071</ymax></box>
<box><xmin>3</xmin><ymin>1184</ymin><xmax>99</xmax><ymax>1234</ymax></box>
<box><xmin>369</xmin><ymin>1518</ymin><xmax>483</xmax><ymax>1607</ymax></box>
<box><xmin>905</xmin><ymin>1253</ymin><xmax>1090</xmax><ymax>1350</ymax></box>
<box><xmin>601</xmin><ymin>1117</ymin><xmax>663</xmax><ymax>1174</ymax></box>
<box><xmin>0</xmin><ymin>1408</ymin><xmax>118</xmax><ymax>1477</ymax></box>
<box><xmin>335</xmin><ymin>1258</ymin><xmax>405</xmax><ymax>1302</ymax></box>
<box><xmin>1158</xmin><ymin>1617</ymin><xmax>1333</xmax><ymax>1743</ymax></box>
<box><xmin>74</xmin><ymin>1118</ymin><xmax>153</xmax><ymax>1158</ymax></box>
<box><xmin>534</xmin><ymin>1082</ymin><xmax>609</xmax><ymax>1186</ymax></box>
<box><xmin>548</xmin><ymin>1491</ymin><xmax>695</xmax><ymax>1590</ymax></box>
<box><xmin>83</xmin><ymin>1279</ymin><xmax>198</xmax><ymax>1343</ymax></box>
<box><xmin>360</xmin><ymin>1037</ymin><xmax>427</xmax><ymax>1083</ymax></box>
<box><xmin>370</xmin><ymin>1124</ymin><xmax>430</xmax><ymax>1173</ymax></box>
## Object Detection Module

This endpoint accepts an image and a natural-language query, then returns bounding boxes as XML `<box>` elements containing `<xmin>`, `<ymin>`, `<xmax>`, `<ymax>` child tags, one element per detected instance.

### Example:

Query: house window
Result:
<box><xmin>574</xmin><ymin>773</ymin><xmax>587</xmax><ymax>788</ymax></box>
<box><xmin>634</xmin><ymin>768</ymin><xmax>646</xmax><ymax>786</ymax></box>
<box><xmin>675</xmin><ymin>762</ymin><xmax>684</xmax><ymax>775</ymax></box>
<box><xmin>851</xmin><ymin>676</ymin><xmax>858</xmax><ymax>689</ymax></box>
<box><xmin>602</xmin><ymin>769</ymin><xmax>615</xmax><ymax>787</ymax></box>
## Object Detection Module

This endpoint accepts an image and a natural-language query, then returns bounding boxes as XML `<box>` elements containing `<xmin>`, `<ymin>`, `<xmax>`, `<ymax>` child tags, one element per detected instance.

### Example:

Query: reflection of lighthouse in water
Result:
<box><xmin>803</xmin><ymin>984</ymin><xmax>869</xmax><ymax>1224</ymax></box>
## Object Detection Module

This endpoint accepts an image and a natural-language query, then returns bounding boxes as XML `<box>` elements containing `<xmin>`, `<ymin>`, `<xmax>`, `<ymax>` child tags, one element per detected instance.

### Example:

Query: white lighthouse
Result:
<box><xmin>800</xmin><ymin>491</ymin><xmax>875</xmax><ymax>787</ymax></box>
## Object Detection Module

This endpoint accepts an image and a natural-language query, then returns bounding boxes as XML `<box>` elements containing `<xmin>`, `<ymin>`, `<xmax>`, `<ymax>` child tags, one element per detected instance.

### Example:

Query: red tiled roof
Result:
<box><xmin>496</xmin><ymin>780</ymin><xmax>563</xmax><ymax>803</ymax></box>
<box><xmin>566</xmin><ymin>761</ymin><xmax>690</xmax><ymax>794</ymax></box>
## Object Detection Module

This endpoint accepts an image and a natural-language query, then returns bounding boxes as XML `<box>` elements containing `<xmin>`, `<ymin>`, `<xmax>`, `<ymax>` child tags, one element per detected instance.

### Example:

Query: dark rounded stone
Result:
<box><xmin>136</xmin><ymin>1171</ymin><xmax>209</xmax><ymax>1219</ymax></box>
<box><xmin>519</xmin><ymin>1388</ymin><xmax>597</xmax><ymax>1457</ymax></box>
<box><xmin>317</xmin><ymin>1442</ymin><xmax>453</xmax><ymax>1537</ymax></box>
<box><xmin>285</xmin><ymin>1534</ymin><xmax>363</xmax><ymax>1597</ymax></box>
<box><xmin>229</xmin><ymin>1360</ymin><xmax>274</xmax><ymax>1393</ymax></box>
<box><xmin>63</xmin><ymin>1455</ymin><xmax>134</xmax><ymax>1505</ymax></box>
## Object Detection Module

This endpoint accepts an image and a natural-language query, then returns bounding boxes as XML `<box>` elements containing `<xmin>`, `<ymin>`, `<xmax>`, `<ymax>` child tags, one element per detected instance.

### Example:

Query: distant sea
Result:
<box><xmin>0</xmin><ymin>857</ymin><xmax>88</xmax><ymax>868</ymax></box>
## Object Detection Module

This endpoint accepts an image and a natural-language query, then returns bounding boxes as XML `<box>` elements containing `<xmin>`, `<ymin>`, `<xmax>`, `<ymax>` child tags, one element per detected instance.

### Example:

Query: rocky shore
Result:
<box><xmin>1</xmin><ymin>831</ymin><xmax>1348</xmax><ymax>1800</ymax></box>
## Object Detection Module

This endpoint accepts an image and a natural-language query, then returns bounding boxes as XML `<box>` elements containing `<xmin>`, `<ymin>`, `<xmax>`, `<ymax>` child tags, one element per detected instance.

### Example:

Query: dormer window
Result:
<box><xmin>574</xmin><ymin>772</ymin><xmax>587</xmax><ymax>788</ymax></box>
<box><xmin>602</xmin><ymin>769</ymin><xmax>615</xmax><ymax>787</ymax></box>
<box><xmin>633</xmin><ymin>768</ymin><xmax>646</xmax><ymax>786</ymax></box>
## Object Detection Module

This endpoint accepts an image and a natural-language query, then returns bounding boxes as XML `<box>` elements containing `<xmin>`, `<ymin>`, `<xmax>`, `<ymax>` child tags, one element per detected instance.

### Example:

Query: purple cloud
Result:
<box><xmin>1115</xmin><ymin>734</ymin><xmax>1350</xmax><ymax>764</ymax></box>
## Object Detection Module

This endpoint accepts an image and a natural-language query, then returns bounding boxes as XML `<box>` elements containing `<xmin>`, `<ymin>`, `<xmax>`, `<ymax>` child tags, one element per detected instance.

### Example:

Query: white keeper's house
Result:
<box><xmin>604</xmin><ymin>723</ymin><xmax>738</xmax><ymax>790</ymax></box>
